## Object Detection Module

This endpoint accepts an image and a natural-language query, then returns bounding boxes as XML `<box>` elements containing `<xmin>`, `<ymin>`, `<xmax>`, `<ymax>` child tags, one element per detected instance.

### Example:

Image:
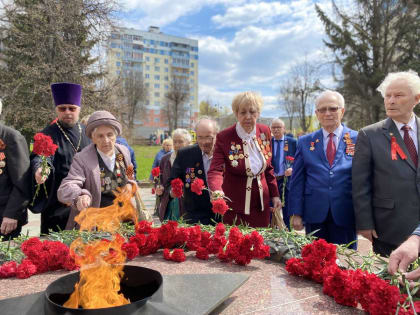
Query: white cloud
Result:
<box><xmin>212</xmin><ymin>2</ymin><xmax>292</xmax><ymax>28</ymax></box>
<box><xmin>117</xmin><ymin>0</ymin><xmax>247</xmax><ymax>29</ymax></box>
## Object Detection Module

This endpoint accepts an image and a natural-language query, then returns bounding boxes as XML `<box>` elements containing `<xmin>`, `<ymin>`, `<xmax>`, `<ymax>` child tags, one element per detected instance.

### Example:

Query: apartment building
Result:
<box><xmin>107</xmin><ymin>26</ymin><xmax>199</xmax><ymax>132</ymax></box>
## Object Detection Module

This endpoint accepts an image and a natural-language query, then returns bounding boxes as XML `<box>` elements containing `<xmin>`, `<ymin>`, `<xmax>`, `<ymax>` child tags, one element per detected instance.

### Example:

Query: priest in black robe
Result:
<box><xmin>30</xmin><ymin>83</ymin><xmax>90</xmax><ymax>234</ymax></box>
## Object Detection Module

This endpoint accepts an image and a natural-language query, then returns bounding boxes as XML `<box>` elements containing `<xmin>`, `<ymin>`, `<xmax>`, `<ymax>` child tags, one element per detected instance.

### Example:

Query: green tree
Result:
<box><xmin>0</xmin><ymin>0</ymin><xmax>117</xmax><ymax>142</ymax></box>
<box><xmin>316</xmin><ymin>0</ymin><xmax>420</xmax><ymax>129</ymax></box>
<box><xmin>199</xmin><ymin>100</ymin><xmax>220</xmax><ymax>118</ymax></box>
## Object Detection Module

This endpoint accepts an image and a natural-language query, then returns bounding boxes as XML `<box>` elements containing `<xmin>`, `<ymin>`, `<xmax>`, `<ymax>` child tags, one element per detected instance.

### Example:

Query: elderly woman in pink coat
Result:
<box><xmin>57</xmin><ymin>110</ymin><xmax>136</xmax><ymax>229</ymax></box>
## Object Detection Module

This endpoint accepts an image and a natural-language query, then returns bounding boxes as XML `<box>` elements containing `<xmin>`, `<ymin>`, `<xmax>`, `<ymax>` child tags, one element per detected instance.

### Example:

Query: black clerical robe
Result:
<box><xmin>30</xmin><ymin>121</ymin><xmax>90</xmax><ymax>234</ymax></box>
<box><xmin>0</xmin><ymin>124</ymin><xmax>31</xmax><ymax>239</ymax></box>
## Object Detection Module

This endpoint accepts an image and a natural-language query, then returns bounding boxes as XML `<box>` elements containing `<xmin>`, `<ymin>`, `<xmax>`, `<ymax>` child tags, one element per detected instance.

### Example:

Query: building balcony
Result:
<box><xmin>171</xmin><ymin>62</ymin><xmax>189</xmax><ymax>69</ymax></box>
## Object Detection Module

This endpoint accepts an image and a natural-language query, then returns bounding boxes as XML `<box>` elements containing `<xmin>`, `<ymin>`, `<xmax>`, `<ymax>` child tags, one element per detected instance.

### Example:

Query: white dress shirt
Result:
<box><xmin>236</xmin><ymin>122</ymin><xmax>264</xmax><ymax>175</ymax></box>
<box><xmin>202</xmin><ymin>151</ymin><xmax>212</xmax><ymax>180</ymax></box>
<box><xmin>97</xmin><ymin>148</ymin><xmax>116</xmax><ymax>172</ymax></box>
<box><xmin>322</xmin><ymin>124</ymin><xmax>344</xmax><ymax>152</ymax></box>
<box><xmin>393</xmin><ymin>115</ymin><xmax>418</xmax><ymax>152</ymax></box>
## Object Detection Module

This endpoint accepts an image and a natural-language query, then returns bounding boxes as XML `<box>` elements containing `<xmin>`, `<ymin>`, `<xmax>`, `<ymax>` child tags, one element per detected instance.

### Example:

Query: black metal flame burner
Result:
<box><xmin>44</xmin><ymin>265</ymin><xmax>163</xmax><ymax>315</ymax></box>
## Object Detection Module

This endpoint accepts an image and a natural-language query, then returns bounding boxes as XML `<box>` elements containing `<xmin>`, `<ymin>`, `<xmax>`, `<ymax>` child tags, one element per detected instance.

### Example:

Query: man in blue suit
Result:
<box><xmin>270</xmin><ymin>118</ymin><xmax>297</xmax><ymax>229</ymax></box>
<box><xmin>288</xmin><ymin>90</ymin><xmax>358</xmax><ymax>249</ymax></box>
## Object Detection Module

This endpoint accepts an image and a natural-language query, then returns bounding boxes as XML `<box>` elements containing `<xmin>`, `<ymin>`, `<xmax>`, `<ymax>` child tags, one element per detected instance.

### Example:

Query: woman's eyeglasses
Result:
<box><xmin>316</xmin><ymin>106</ymin><xmax>340</xmax><ymax>114</ymax></box>
<box><xmin>57</xmin><ymin>106</ymin><xmax>78</xmax><ymax>112</ymax></box>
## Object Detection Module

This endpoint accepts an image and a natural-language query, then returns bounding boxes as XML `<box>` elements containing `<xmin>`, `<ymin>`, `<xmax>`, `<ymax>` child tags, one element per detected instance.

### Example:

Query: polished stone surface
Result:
<box><xmin>0</xmin><ymin>252</ymin><xmax>366</xmax><ymax>314</ymax></box>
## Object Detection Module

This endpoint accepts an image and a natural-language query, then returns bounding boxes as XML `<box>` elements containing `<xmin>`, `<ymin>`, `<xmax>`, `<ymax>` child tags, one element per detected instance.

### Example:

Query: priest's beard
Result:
<box><xmin>59</xmin><ymin>120</ymin><xmax>78</xmax><ymax>129</ymax></box>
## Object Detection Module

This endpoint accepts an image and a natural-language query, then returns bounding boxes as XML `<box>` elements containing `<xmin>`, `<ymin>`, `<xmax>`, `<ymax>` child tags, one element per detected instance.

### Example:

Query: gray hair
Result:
<box><xmin>377</xmin><ymin>70</ymin><xmax>420</xmax><ymax>97</ymax></box>
<box><xmin>172</xmin><ymin>128</ymin><xmax>192</xmax><ymax>144</ymax></box>
<box><xmin>91</xmin><ymin>125</ymin><xmax>118</xmax><ymax>138</ymax></box>
<box><xmin>270</xmin><ymin>118</ymin><xmax>285</xmax><ymax>127</ymax></box>
<box><xmin>315</xmin><ymin>90</ymin><xmax>345</xmax><ymax>108</ymax></box>
<box><xmin>194</xmin><ymin>116</ymin><xmax>220</xmax><ymax>133</ymax></box>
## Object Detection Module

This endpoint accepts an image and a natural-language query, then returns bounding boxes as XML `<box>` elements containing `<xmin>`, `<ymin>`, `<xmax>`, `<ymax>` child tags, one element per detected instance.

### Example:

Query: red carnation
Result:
<box><xmin>16</xmin><ymin>259</ymin><xmax>37</xmax><ymax>279</ymax></box>
<box><xmin>122</xmin><ymin>242</ymin><xmax>139</xmax><ymax>260</ymax></box>
<box><xmin>285</xmin><ymin>156</ymin><xmax>294</xmax><ymax>162</ymax></box>
<box><xmin>196</xmin><ymin>247</ymin><xmax>209</xmax><ymax>260</ymax></box>
<box><xmin>151</xmin><ymin>167</ymin><xmax>160</xmax><ymax>178</ymax></box>
<box><xmin>32</xmin><ymin>133</ymin><xmax>58</xmax><ymax>157</ymax></box>
<box><xmin>211</xmin><ymin>198</ymin><xmax>229</xmax><ymax>215</ymax></box>
<box><xmin>191</xmin><ymin>178</ymin><xmax>205</xmax><ymax>195</ymax></box>
<box><xmin>0</xmin><ymin>261</ymin><xmax>17</xmax><ymax>278</ymax></box>
<box><xmin>171</xmin><ymin>178</ymin><xmax>184</xmax><ymax>198</ymax></box>
<box><xmin>163</xmin><ymin>248</ymin><xmax>186</xmax><ymax>262</ymax></box>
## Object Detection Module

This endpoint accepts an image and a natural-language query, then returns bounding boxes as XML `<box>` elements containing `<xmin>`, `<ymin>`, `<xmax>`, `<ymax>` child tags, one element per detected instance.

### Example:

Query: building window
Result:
<box><xmin>154</xmin><ymin>84</ymin><xmax>160</xmax><ymax>89</ymax></box>
<box><xmin>145</xmin><ymin>83</ymin><xmax>150</xmax><ymax>88</ymax></box>
<box><xmin>154</xmin><ymin>101</ymin><xmax>160</xmax><ymax>106</ymax></box>
<box><xmin>154</xmin><ymin>92</ymin><xmax>160</xmax><ymax>97</ymax></box>
<box><xmin>145</xmin><ymin>74</ymin><xmax>150</xmax><ymax>79</ymax></box>
<box><xmin>165</xmin><ymin>67</ymin><xmax>168</xmax><ymax>72</ymax></box>
<box><xmin>116</xmin><ymin>52</ymin><xmax>121</xmax><ymax>57</ymax></box>
<box><xmin>191</xmin><ymin>62</ymin><xmax>194</xmax><ymax>68</ymax></box>
<box><xmin>116</xmin><ymin>70</ymin><xmax>120</xmax><ymax>75</ymax></box>
<box><xmin>165</xmin><ymin>85</ymin><xmax>169</xmax><ymax>90</ymax></box>
<box><xmin>146</xmin><ymin>65</ymin><xmax>150</xmax><ymax>70</ymax></box>
<box><xmin>146</xmin><ymin>100</ymin><xmax>150</xmax><ymax>105</ymax></box>
<box><xmin>155</xmin><ymin>66</ymin><xmax>160</xmax><ymax>71</ymax></box>
<box><xmin>190</xmin><ymin>71</ymin><xmax>194</xmax><ymax>75</ymax></box>
<box><xmin>154</xmin><ymin>58</ymin><xmax>160</xmax><ymax>63</ymax></box>
<box><xmin>154</xmin><ymin>118</ymin><xmax>160</xmax><ymax>123</ymax></box>
<box><xmin>190</xmin><ymin>96</ymin><xmax>194</xmax><ymax>100</ymax></box>
<box><xmin>154</xmin><ymin>75</ymin><xmax>160</xmax><ymax>80</ymax></box>
<box><xmin>116</xmin><ymin>61</ymin><xmax>121</xmax><ymax>67</ymax></box>
<box><xmin>164</xmin><ymin>59</ymin><xmax>168</xmax><ymax>64</ymax></box>
<box><xmin>164</xmin><ymin>76</ymin><xmax>169</xmax><ymax>81</ymax></box>
<box><xmin>146</xmin><ymin>56</ymin><xmax>150</xmax><ymax>61</ymax></box>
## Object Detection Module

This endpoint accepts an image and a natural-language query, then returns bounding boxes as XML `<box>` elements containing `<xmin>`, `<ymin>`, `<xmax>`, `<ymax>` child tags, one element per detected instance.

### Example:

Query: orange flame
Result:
<box><xmin>64</xmin><ymin>184</ymin><xmax>139</xmax><ymax>309</ymax></box>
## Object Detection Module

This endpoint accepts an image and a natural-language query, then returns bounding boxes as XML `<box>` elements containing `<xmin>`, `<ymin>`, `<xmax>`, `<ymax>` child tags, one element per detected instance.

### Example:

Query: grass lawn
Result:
<box><xmin>133</xmin><ymin>145</ymin><xmax>161</xmax><ymax>181</ymax></box>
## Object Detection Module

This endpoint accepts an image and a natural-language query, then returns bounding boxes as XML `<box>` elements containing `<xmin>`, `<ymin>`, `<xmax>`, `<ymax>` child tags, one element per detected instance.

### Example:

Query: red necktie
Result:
<box><xmin>326</xmin><ymin>133</ymin><xmax>336</xmax><ymax>166</ymax></box>
<box><xmin>402</xmin><ymin>125</ymin><xmax>418</xmax><ymax>167</ymax></box>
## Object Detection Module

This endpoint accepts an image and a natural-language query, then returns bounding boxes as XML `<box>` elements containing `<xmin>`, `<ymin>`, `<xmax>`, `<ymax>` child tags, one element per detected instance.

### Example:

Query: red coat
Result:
<box><xmin>207</xmin><ymin>124</ymin><xmax>279</xmax><ymax>227</ymax></box>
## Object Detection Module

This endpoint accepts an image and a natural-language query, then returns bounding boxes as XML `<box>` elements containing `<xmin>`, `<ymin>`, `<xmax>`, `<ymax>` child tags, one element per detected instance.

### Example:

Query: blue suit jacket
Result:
<box><xmin>271</xmin><ymin>136</ymin><xmax>297</xmax><ymax>186</ymax></box>
<box><xmin>288</xmin><ymin>125</ymin><xmax>357</xmax><ymax>227</ymax></box>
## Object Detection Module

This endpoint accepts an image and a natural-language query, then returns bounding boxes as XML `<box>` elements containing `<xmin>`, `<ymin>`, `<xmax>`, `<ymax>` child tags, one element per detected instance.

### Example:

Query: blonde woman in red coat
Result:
<box><xmin>207</xmin><ymin>92</ymin><xmax>281</xmax><ymax>227</ymax></box>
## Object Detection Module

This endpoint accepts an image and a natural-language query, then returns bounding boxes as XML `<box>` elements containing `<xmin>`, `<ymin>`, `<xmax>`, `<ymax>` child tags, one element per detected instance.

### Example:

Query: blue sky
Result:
<box><xmin>117</xmin><ymin>0</ymin><xmax>336</xmax><ymax>117</ymax></box>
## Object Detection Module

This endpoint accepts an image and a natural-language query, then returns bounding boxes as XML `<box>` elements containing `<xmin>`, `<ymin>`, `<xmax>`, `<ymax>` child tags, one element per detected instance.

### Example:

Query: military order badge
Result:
<box><xmin>229</xmin><ymin>141</ymin><xmax>244</xmax><ymax>167</ymax></box>
<box><xmin>343</xmin><ymin>133</ymin><xmax>355</xmax><ymax>156</ymax></box>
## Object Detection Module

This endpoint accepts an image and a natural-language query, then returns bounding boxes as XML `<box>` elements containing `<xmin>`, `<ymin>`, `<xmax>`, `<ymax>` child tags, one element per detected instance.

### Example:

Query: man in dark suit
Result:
<box><xmin>169</xmin><ymin>117</ymin><xmax>219</xmax><ymax>225</ymax></box>
<box><xmin>289</xmin><ymin>90</ymin><xmax>358</xmax><ymax>248</ymax></box>
<box><xmin>270</xmin><ymin>118</ymin><xmax>297</xmax><ymax>229</ymax></box>
<box><xmin>0</xmin><ymin>99</ymin><xmax>31</xmax><ymax>240</ymax></box>
<box><xmin>352</xmin><ymin>70</ymin><xmax>420</xmax><ymax>257</ymax></box>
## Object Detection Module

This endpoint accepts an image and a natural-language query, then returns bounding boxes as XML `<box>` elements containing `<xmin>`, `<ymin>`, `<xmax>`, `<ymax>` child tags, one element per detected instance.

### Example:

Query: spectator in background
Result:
<box><xmin>352</xmin><ymin>70</ymin><xmax>420</xmax><ymax>256</ymax></box>
<box><xmin>270</xmin><ymin>118</ymin><xmax>297</xmax><ymax>229</ymax></box>
<box><xmin>155</xmin><ymin>128</ymin><xmax>191</xmax><ymax>221</ymax></box>
<box><xmin>288</xmin><ymin>90</ymin><xmax>358</xmax><ymax>249</ymax></box>
<box><xmin>149</xmin><ymin>138</ymin><xmax>173</xmax><ymax>181</ymax></box>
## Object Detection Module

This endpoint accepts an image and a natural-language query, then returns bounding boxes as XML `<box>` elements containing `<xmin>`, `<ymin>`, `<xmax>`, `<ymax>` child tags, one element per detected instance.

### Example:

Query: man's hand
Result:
<box><xmin>388</xmin><ymin>235</ymin><xmax>420</xmax><ymax>276</ymax></box>
<box><xmin>155</xmin><ymin>185</ymin><xmax>164</xmax><ymax>196</ymax></box>
<box><xmin>357</xmin><ymin>229</ymin><xmax>378</xmax><ymax>242</ymax></box>
<box><xmin>76</xmin><ymin>195</ymin><xmax>91</xmax><ymax>211</ymax></box>
<box><xmin>270</xmin><ymin>197</ymin><xmax>282</xmax><ymax>213</ymax></box>
<box><xmin>0</xmin><ymin>217</ymin><xmax>17</xmax><ymax>235</ymax></box>
<box><xmin>285</xmin><ymin>168</ymin><xmax>293</xmax><ymax>177</ymax></box>
<box><xmin>291</xmin><ymin>215</ymin><xmax>304</xmax><ymax>231</ymax></box>
<box><xmin>35</xmin><ymin>167</ymin><xmax>49</xmax><ymax>184</ymax></box>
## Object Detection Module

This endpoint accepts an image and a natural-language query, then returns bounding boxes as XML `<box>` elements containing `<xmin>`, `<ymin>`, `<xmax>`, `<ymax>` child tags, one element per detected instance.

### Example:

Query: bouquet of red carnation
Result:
<box><xmin>191</xmin><ymin>178</ymin><xmax>205</xmax><ymax>195</ymax></box>
<box><xmin>151</xmin><ymin>167</ymin><xmax>160</xmax><ymax>195</ymax></box>
<box><xmin>171</xmin><ymin>178</ymin><xmax>184</xmax><ymax>198</ymax></box>
<box><xmin>31</xmin><ymin>133</ymin><xmax>58</xmax><ymax>204</ymax></box>
<box><xmin>210</xmin><ymin>191</ymin><xmax>231</xmax><ymax>217</ymax></box>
